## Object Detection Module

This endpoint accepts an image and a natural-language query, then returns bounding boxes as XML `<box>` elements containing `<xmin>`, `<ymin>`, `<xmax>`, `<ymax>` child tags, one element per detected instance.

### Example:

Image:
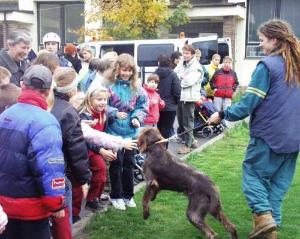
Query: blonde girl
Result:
<box><xmin>106</xmin><ymin>53</ymin><xmax>148</xmax><ymax>210</ymax></box>
<box><xmin>78</xmin><ymin>87</ymin><xmax>115</xmax><ymax>212</ymax></box>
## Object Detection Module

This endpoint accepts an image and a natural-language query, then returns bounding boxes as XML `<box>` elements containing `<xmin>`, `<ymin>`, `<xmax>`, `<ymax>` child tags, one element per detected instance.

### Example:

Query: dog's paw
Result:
<box><xmin>143</xmin><ymin>211</ymin><xmax>150</xmax><ymax>219</ymax></box>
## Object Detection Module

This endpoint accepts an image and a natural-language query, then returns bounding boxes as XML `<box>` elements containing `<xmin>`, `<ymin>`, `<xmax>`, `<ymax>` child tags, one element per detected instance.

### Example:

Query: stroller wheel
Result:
<box><xmin>213</xmin><ymin>125</ymin><xmax>224</xmax><ymax>135</ymax></box>
<box><xmin>134</xmin><ymin>170</ymin><xmax>144</xmax><ymax>184</ymax></box>
<box><xmin>202</xmin><ymin>126</ymin><xmax>213</xmax><ymax>138</ymax></box>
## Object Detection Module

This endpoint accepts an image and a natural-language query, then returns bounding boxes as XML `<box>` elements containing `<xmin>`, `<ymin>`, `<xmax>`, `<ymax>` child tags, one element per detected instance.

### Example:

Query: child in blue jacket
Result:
<box><xmin>106</xmin><ymin>53</ymin><xmax>148</xmax><ymax>210</ymax></box>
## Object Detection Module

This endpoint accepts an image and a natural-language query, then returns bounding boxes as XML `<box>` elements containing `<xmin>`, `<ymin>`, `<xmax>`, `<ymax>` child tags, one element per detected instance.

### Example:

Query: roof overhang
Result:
<box><xmin>184</xmin><ymin>4</ymin><xmax>246</xmax><ymax>20</ymax></box>
<box><xmin>0</xmin><ymin>11</ymin><xmax>34</xmax><ymax>24</ymax></box>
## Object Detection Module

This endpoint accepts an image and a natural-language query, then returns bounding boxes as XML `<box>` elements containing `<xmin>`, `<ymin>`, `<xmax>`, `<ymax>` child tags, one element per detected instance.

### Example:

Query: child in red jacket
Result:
<box><xmin>143</xmin><ymin>74</ymin><xmax>165</xmax><ymax>127</ymax></box>
<box><xmin>209</xmin><ymin>56</ymin><xmax>239</xmax><ymax>111</ymax></box>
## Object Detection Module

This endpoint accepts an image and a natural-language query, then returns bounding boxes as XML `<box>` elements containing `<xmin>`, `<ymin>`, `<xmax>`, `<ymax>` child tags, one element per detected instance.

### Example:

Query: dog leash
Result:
<box><xmin>167</xmin><ymin>122</ymin><xmax>209</xmax><ymax>141</ymax></box>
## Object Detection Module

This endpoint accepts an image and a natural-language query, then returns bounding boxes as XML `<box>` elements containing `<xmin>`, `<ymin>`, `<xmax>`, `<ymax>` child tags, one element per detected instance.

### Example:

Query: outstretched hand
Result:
<box><xmin>122</xmin><ymin>139</ymin><xmax>138</xmax><ymax>150</ymax></box>
<box><xmin>207</xmin><ymin>112</ymin><xmax>222</xmax><ymax>125</ymax></box>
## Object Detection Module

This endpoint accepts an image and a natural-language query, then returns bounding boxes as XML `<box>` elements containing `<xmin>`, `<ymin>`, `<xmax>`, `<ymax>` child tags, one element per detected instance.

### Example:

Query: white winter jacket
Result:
<box><xmin>174</xmin><ymin>57</ymin><xmax>203</xmax><ymax>102</ymax></box>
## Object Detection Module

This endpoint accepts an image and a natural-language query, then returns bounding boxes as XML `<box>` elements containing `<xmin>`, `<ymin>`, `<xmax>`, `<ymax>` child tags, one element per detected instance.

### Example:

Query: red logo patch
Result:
<box><xmin>52</xmin><ymin>178</ymin><xmax>65</xmax><ymax>189</ymax></box>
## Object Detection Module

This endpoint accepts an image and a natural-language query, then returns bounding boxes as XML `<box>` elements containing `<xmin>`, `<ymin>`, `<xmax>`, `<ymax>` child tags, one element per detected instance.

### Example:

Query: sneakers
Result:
<box><xmin>124</xmin><ymin>198</ymin><xmax>137</xmax><ymax>208</ymax></box>
<box><xmin>177</xmin><ymin>145</ymin><xmax>192</xmax><ymax>154</ymax></box>
<box><xmin>191</xmin><ymin>140</ymin><xmax>198</xmax><ymax>149</ymax></box>
<box><xmin>111</xmin><ymin>198</ymin><xmax>126</xmax><ymax>210</ymax></box>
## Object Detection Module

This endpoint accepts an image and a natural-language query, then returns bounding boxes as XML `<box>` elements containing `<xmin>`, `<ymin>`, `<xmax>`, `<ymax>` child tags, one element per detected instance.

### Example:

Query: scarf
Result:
<box><xmin>18</xmin><ymin>89</ymin><xmax>48</xmax><ymax>110</ymax></box>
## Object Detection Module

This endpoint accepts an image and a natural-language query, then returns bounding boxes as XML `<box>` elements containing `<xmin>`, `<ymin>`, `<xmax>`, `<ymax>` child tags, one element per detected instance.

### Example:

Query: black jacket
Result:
<box><xmin>51</xmin><ymin>91</ymin><xmax>91</xmax><ymax>184</ymax></box>
<box><xmin>0</xmin><ymin>48</ymin><xmax>28</xmax><ymax>86</ymax></box>
<box><xmin>64</xmin><ymin>54</ymin><xmax>82</xmax><ymax>73</ymax></box>
<box><xmin>155</xmin><ymin>67</ymin><xmax>181</xmax><ymax>111</ymax></box>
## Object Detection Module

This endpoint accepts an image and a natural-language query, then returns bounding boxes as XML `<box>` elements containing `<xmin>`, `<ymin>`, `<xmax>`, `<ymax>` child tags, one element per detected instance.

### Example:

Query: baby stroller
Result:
<box><xmin>194</xmin><ymin>99</ymin><xmax>224</xmax><ymax>138</ymax></box>
<box><xmin>133</xmin><ymin>153</ymin><xmax>145</xmax><ymax>185</ymax></box>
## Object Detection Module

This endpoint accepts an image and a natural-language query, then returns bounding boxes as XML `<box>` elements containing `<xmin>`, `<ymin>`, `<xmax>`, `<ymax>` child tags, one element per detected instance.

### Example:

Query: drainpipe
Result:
<box><xmin>2</xmin><ymin>11</ymin><xmax>8</xmax><ymax>48</ymax></box>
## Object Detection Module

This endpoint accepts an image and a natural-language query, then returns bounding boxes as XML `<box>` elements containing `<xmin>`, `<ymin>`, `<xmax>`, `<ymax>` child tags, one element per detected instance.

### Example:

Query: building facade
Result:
<box><xmin>1</xmin><ymin>0</ymin><xmax>300</xmax><ymax>85</ymax></box>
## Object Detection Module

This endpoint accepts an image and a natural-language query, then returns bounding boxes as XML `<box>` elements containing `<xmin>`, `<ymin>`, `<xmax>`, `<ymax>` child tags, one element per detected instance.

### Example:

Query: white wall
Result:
<box><xmin>232</xmin><ymin>0</ymin><xmax>258</xmax><ymax>86</ymax></box>
<box><xmin>19</xmin><ymin>0</ymin><xmax>34</xmax><ymax>11</ymax></box>
<box><xmin>234</xmin><ymin>16</ymin><xmax>258</xmax><ymax>86</ymax></box>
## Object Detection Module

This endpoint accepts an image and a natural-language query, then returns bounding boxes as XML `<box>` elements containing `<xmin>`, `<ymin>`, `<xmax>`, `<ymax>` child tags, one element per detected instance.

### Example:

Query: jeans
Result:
<box><xmin>213</xmin><ymin>97</ymin><xmax>232</xmax><ymax>111</ymax></box>
<box><xmin>242</xmin><ymin>137</ymin><xmax>298</xmax><ymax>226</ymax></box>
<box><xmin>177</xmin><ymin>102</ymin><xmax>195</xmax><ymax>147</ymax></box>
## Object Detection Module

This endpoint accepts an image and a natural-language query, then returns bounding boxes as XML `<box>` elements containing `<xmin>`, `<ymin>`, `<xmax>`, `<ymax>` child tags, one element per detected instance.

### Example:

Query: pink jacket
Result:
<box><xmin>143</xmin><ymin>84</ymin><xmax>165</xmax><ymax>125</ymax></box>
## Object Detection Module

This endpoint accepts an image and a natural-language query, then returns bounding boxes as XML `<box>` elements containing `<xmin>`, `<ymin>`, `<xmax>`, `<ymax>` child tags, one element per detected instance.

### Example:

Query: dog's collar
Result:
<box><xmin>154</xmin><ymin>138</ymin><xmax>169</xmax><ymax>144</ymax></box>
<box><xmin>141</xmin><ymin>138</ymin><xmax>168</xmax><ymax>153</ymax></box>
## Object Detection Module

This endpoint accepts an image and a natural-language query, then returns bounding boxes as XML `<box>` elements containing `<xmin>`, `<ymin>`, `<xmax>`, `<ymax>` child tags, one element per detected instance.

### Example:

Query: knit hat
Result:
<box><xmin>53</xmin><ymin>67</ymin><xmax>78</xmax><ymax>93</ymax></box>
<box><xmin>22</xmin><ymin>65</ymin><xmax>52</xmax><ymax>89</ymax></box>
<box><xmin>64</xmin><ymin>43</ymin><xmax>77</xmax><ymax>55</ymax></box>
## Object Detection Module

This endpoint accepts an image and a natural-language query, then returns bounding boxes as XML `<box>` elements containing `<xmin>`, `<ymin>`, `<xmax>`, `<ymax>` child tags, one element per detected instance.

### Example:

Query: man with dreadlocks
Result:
<box><xmin>208</xmin><ymin>19</ymin><xmax>300</xmax><ymax>239</ymax></box>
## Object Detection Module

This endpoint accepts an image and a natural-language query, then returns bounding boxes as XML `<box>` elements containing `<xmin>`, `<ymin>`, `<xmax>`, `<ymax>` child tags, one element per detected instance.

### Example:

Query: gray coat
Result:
<box><xmin>0</xmin><ymin>48</ymin><xmax>28</xmax><ymax>86</ymax></box>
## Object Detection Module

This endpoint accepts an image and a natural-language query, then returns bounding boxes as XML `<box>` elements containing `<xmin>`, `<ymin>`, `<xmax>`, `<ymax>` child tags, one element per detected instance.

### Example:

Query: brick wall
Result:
<box><xmin>223</xmin><ymin>16</ymin><xmax>236</xmax><ymax>62</ymax></box>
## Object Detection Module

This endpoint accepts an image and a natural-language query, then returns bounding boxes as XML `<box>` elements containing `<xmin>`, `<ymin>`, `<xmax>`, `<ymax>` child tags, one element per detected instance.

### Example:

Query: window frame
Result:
<box><xmin>245</xmin><ymin>0</ymin><xmax>300</xmax><ymax>58</ymax></box>
<box><xmin>37</xmin><ymin>1</ymin><xmax>84</xmax><ymax>49</ymax></box>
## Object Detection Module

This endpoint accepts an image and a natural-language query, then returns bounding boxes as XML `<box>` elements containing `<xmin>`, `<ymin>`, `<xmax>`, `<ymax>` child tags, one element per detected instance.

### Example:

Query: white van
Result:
<box><xmin>79</xmin><ymin>36</ymin><xmax>231</xmax><ymax>82</ymax></box>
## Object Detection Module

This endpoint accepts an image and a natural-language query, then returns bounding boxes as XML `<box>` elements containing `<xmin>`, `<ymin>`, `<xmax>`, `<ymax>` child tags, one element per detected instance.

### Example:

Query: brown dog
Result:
<box><xmin>137</xmin><ymin>128</ymin><xmax>238</xmax><ymax>239</ymax></box>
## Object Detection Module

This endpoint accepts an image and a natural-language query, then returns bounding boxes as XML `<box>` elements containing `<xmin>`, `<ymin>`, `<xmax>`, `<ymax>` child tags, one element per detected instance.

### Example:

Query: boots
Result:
<box><xmin>262</xmin><ymin>231</ymin><xmax>278</xmax><ymax>239</ymax></box>
<box><xmin>248</xmin><ymin>213</ymin><xmax>277</xmax><ymax>239</ymax></box>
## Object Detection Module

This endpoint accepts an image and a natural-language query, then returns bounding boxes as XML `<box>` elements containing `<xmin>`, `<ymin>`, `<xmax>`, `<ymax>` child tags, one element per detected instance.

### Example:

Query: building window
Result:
<box><xmin>170</xmin><ymin>20</ymin><xmax>223</xmax><ymax>38</ymax></box>
<box><xmin>246</xmin><ymin>0</ymin><xmax>300</xmax><ymax>58</ymax></box>
<box><xmin>38</xmin><ymin>2</ymin><xmax>84</xmax><ymax>49</ymax></box>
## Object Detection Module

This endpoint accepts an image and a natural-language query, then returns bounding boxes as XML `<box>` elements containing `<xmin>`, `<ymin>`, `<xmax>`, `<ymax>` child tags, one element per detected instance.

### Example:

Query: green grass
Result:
<box><xmin>85</xmin><ymin>122</ymin><xmax>300</xmax><ymax>239</ymax></box>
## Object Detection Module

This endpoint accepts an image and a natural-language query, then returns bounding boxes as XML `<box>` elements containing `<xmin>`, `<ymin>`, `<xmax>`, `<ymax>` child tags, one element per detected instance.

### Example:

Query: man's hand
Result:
<box><xmin>99</xmin><ymin>148</ymin><xmax>117</xmax><ymax>161</ymax></box>
<box><xmin>53</xmin><ymin>209</ymin><xmax>65</xmax><ymax>218</ymax></box>
<box><xmin>208</xmin><ymin>112</ymin><xmax>222</xmax><ymax>125</ymax></box>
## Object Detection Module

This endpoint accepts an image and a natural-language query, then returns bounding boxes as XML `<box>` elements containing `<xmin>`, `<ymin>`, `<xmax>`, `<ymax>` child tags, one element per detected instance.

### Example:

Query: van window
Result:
<box><xmin>218</xmin><ymin>43</ymin><xmax>229</xmax><ymax>63</ymax></box>
<box><xmin>137</xmin><ymin>43</ymin><xmax>174</xmax><ymax>67</ymax></box>
<box><xmin>90</xmin><ymin>46</ymin><xmax>96</xmax><ymax>57</ymax></box>
<box><xmin>100</xmin><ymin>44</ymin><xmax>134</xmax><ymax>58</ymax></box>
<box><xmin>192</xmin><ymin>40</ymin><xmax>218</xmax><ymax>65</ymax></box>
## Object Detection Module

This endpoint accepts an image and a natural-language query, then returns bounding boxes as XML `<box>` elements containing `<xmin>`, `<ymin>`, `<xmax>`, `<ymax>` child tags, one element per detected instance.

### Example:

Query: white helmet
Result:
<box><xmin>42</xmin><ymin>32</ymin><xmax>61</xmax><ymax>47</ymax></box>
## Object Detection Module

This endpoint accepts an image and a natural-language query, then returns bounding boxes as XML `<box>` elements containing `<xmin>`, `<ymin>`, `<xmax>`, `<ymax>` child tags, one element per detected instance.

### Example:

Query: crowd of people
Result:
<box><xmin>0</xmin><ymin>18</ymin><xmax>299</xmax><ymax>239</ymax></box>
